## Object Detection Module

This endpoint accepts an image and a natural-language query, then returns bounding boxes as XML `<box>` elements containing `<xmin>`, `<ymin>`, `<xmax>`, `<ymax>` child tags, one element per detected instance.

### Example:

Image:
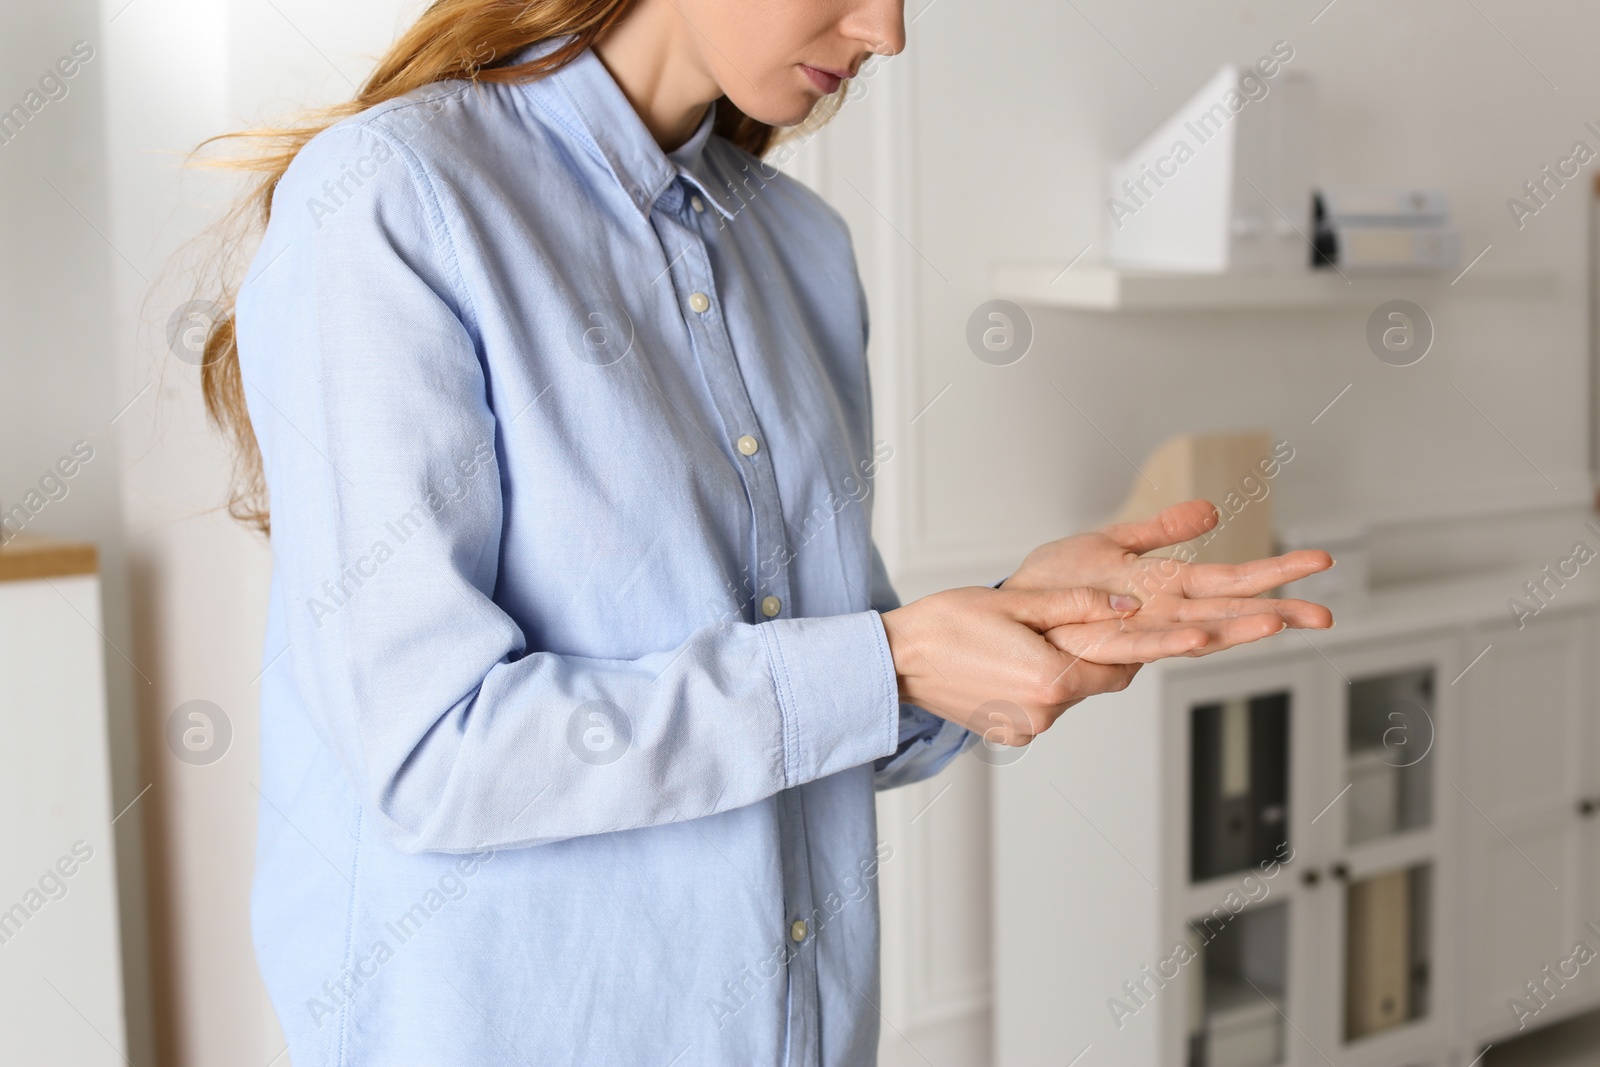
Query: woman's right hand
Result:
<box><xmin>878</xmin><ymin>585</ymin><xmax>1285</xmax><ymax>746</ymax></box>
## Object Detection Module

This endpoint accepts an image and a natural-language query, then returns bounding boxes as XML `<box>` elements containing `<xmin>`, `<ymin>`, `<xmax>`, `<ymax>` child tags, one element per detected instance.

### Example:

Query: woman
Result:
<box><xmin>203</xmin><ymin>0</ymin><xmax>1333</xmax><ymax>1062</ymax></box>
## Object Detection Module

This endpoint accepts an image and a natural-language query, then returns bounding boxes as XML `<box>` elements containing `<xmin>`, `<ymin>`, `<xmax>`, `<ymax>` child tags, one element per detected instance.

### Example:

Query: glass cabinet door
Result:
<box><xmin>1187</xmin><ymin>900</ymin><xmax>1291</xmax><ymax>1067</ymax></box>
<box><xmin>1345</xmin><ymin>669</ymin><xmax>1434</xmax><ymax>849</ymax></box>
<box><xmin>1169</xmin><ymin>657</ymin><xmax>1324</xmax><ymax>1067</ymax></box>
<box><xmin>1314</xmin><ymin>636</ymin><xmax>1456</xmax><ymax>1064</ymax></box>
<box><xmin>1191</xmin><ymin>692</ymin><xmax>1291</xmax><ymax>884</ymax></box>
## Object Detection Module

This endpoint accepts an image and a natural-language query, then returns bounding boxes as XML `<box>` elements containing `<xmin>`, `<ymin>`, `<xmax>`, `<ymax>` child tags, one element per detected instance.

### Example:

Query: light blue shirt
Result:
<box><xmin>238</xmin><ymin>37</ymin><xmax>975</xmax><ymax>1067</ymax></box>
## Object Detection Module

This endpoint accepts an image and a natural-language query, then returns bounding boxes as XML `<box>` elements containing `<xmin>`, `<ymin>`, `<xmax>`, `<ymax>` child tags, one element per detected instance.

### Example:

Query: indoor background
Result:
<box><xmin>2</xmin><ymin>1</ymin><xmax>1597</xmax><ymax>1065</ymax></box>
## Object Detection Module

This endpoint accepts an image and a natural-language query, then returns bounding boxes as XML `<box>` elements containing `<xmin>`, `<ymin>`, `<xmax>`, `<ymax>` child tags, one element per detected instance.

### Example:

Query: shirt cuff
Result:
<box><xmin>875</xmin><ymin>706</ymin><xmax>981</xmax><ymax>789</ymax></box>
<box><xmin>758</xmin><ymin>611</ymin><xmax>901</xmax><ymax>787</ymax></box>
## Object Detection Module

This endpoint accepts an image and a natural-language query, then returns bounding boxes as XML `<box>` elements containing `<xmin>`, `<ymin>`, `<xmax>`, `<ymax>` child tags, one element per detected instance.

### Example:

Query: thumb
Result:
<box><xmin>1002</xmin><ymin>586</ymin><xmax>1137</xmax><ymax>632</ymax></box>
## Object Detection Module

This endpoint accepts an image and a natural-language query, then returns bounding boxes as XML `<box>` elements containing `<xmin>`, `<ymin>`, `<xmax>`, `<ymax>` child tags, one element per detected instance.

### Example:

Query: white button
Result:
<box><xmin>688</xmin><ymin>292</ymin><xmax>711</xmax><ymax>314</ymax></box>
<box><xmin>790</xmin><ymin>919</ymin><xmax>807</xmax><ymax>942</ymax></box>
<box><xmin>691</xmin><ymin>195</ymin><xmax>706</xmax><ymax>213</ymax></box>
<box><xmin>762</xmin><ymin>596</ymin><xmax>782</xmax><ymax>618</ymax></box>
<box><xmin>736</xmin><ymin>435</ymin><xmax>760</xmax><ymax>457</ymax></box>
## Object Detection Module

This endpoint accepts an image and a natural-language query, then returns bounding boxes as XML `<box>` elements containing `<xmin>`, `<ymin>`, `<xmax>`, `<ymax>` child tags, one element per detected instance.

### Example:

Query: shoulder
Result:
<box><xmin>272</xmin><ymin>76</ymin><xmax>593</xmax><ymax>227</ymax></box>
<box><xmin>263</xmin><ymin>83</ymin><xmax>461</xmax><ymax>245</ymax></box>
<box><xmin>245</xmin><ymin>84</ymin><xmax>498</xmax><ymax>324</ymax></box>
<box><xmin>272</xmin><ymin>80</ymin><xmax>490</xmax><ymax>205</ymax></box>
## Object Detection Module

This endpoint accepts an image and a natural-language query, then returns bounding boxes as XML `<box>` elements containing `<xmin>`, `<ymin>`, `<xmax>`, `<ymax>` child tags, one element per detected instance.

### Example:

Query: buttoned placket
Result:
<box><xmin>648</xmin><ymin>174</ymin><xmax>822</xmax><ymax>1067</ymax></box>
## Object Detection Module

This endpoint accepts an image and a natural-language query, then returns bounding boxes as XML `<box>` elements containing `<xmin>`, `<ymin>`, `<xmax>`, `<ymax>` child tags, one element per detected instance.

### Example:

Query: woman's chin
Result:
<box><xmin>729</xmin><ymin>92</ymin><xmax>827</xmax><ymax>131</ymax></box>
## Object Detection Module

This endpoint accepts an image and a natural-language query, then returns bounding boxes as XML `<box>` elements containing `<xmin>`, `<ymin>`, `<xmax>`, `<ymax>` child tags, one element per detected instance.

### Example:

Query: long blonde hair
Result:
<box><xmin>197</xmin><ymin>0</ymin><xmax>784</xmax><ymax>533</ymax></box>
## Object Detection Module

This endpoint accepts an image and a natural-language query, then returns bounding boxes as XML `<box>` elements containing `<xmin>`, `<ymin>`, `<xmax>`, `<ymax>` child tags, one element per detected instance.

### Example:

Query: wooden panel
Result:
<box><xmin>0</xmin><ymin>537</ymin><xmax>98</xmax><ymax>583</ymax></box>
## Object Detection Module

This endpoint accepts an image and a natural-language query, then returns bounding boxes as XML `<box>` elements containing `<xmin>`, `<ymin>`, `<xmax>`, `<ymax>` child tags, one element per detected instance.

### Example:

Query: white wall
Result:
<box><xmin>0</xmin><ymin>5</ymin><xmax>154</xmax><ymax>1064</ymax></box>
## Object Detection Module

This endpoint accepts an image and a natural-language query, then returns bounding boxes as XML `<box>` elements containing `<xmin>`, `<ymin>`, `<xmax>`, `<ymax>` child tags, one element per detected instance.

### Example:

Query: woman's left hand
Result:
<box><xmin>999</xmin><ymin>499</ymin><xmax>1335</xmax><ymax>659</ymax></box>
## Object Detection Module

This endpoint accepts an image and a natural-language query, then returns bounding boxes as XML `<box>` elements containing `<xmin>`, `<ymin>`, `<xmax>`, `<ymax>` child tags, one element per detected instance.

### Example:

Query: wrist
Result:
<box><xmin>878</xmin><ymin>606</ymin><xmax>913</xmax><ymax>704</ymax></box>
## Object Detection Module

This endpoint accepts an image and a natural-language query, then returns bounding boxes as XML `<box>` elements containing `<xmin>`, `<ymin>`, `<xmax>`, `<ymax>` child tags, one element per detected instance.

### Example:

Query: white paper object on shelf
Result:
<box><xmin>1108</xmin><ymin>64</ymin><xmax>1314</xmax><ymax>273</ymax></box>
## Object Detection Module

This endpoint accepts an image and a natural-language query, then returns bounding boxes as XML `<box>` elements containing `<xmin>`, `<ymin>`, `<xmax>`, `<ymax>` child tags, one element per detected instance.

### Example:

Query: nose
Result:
<box><xmin>844</xmin><ymin>0</ymin><xmax>907</xmax><ymax>60</ymax></box>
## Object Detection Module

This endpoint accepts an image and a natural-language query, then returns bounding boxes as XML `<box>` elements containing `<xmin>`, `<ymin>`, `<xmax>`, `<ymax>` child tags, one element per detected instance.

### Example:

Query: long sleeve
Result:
<box><xmin>236</xmin><ymin>123</ymin><xmax>901</xmax><ymax>854</ymax></box>
<box><xmin>868</xmin><ymin>543</ymin><xmax>980</xmax><ymax>790</ymax></box>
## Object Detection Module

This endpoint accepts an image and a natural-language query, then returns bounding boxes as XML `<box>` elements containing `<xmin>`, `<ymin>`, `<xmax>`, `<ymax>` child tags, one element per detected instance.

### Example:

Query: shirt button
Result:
<box><xmin>736</xmin><ymin>434</ymin><xmax>760</xmax><ymax>457</ymax></box>
<box><xmin>688</xmin><ymin>292</ymin><xmax>711</xmax><ymax>314</ymax></box>
<box><xmin>762</xmin><ymin>596</ymin><xmax>782</xmax><ymax>618</ymax></box>
<box><xmin>790</xmin><ymin>919</ymin><xmax>808</xmax><ymax>942</ymax></box>
<box><xmin>691</xmin><ymin>195</ymin><xmax>706</xmax><ymax>213</ymax></box>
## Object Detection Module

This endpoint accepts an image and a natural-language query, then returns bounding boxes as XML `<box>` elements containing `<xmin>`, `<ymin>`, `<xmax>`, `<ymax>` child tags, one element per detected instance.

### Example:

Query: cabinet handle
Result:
<box><xmin>1301</xmin><ymin>868</ymin><xmax>1321</xmax><ymax>887</ymax></box>
<box><xmin>1580</xmin><ymin>798</ymin><xmax>1598</xmax><ymax>817</ymax></box>
<box><xmin>1331</xmin><ymin>863</ymin><xmax>1350</xmax><ymax>882</ymax></box>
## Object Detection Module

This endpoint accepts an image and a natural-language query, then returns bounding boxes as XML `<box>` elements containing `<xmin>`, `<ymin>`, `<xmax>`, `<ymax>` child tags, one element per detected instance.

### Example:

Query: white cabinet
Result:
<box><xmin>0</xmin><ymin>541</ymin><xmax>129</xmax><ymax>1066</ymax></box>
<box><xmin>993</xmin><ymin>568</ymin><xmax>1600</xmax><ymax>1067</ymax></box>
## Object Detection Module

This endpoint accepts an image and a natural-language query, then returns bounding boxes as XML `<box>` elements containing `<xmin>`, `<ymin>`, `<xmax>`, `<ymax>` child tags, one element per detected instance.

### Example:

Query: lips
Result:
<box><xmin>802</xmin><ymin>65</ymin><xmax>847</xmax><ymax>94</ymax></box>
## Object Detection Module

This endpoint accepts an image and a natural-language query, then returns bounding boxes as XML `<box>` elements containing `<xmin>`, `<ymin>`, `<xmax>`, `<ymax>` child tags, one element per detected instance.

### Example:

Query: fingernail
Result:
<box><xmin>1110</xmin><ymin>595</ymin><xmax>1139</xmax><ymax>612</ymax></box>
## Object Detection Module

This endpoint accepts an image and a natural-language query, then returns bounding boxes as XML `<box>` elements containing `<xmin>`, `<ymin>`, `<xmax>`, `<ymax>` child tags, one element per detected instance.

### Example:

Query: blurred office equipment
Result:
<box><xmin>1108</xmin><ymin>64</ymin><xmax>1314</xmax><ymax>273</ymax></box>
<box><xmin>0</xmin><ymin>539</ymin><xmax>129</xmax><ymax>1065</ymax></box>
<box><xmin>1190</xmin><ymin>695</ymin><xmax>1290</xmax><ymax>884</ymax></box>
<box><xmin>1345</xmin><ymin>867</ymin><xmax>1423</xmax><ymax>1041</ymax></box>
<box><xmin>1312</xmin><ymin>188</ymin><xmax>1463</xmax><ymax>272</ymax></box>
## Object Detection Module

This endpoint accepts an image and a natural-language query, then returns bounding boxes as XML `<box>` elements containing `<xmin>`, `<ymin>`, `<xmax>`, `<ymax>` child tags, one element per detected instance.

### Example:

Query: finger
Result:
<box><xmin>1137</xmin><ymin>595</ymin><xmax>1333</xmax><ymax>629</ymax></box>
<box><xmin>1100</xmin><ymin>500</ymin><xmax>1218</xmax><ymax>554</ymax></box>
<box><xmin>1052</xmin><ymin>609</ymin><xmax>1297</xmax><ymax>663</ymax></box>
<box><xmin>1003</xmin><ymin>586</ymin><xmax>1127</xmax><ymax>632</ymax></box>
<box><xmin>1177</xmin><ymin>612</ymin><xmax>1289</xmax><ymax>654</ymax></box>
<box><xmin>1171</xmin><ymin>550</ymin><xmax>1335</xmax><ymax>598</ymax></box>
<box><xmin>1043</xmin><ymin>620</ymin><xmax>1210</xmax><ymax>663</ymax></box>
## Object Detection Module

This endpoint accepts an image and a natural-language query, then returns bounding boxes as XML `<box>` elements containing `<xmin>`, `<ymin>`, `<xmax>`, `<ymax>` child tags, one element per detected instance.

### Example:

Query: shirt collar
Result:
<box><xmin>513</xmin><ymin>37</ymin><xmax>741</xmax><ymax>223</ymax></box>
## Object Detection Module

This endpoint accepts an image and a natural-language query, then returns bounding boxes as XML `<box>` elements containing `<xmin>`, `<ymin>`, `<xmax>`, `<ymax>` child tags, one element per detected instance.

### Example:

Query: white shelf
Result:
<box><xmin>990</xmin><ymin>261</ymin><xmax>1560</xmax><ymax>312</ymax></box>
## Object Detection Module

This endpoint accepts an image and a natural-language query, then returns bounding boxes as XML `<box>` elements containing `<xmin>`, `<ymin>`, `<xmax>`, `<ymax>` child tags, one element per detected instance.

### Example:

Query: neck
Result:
<box><xmin>593</xmin><ymin>0</ymin><xmax>721</xmax><ymax>152</ymax></box>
